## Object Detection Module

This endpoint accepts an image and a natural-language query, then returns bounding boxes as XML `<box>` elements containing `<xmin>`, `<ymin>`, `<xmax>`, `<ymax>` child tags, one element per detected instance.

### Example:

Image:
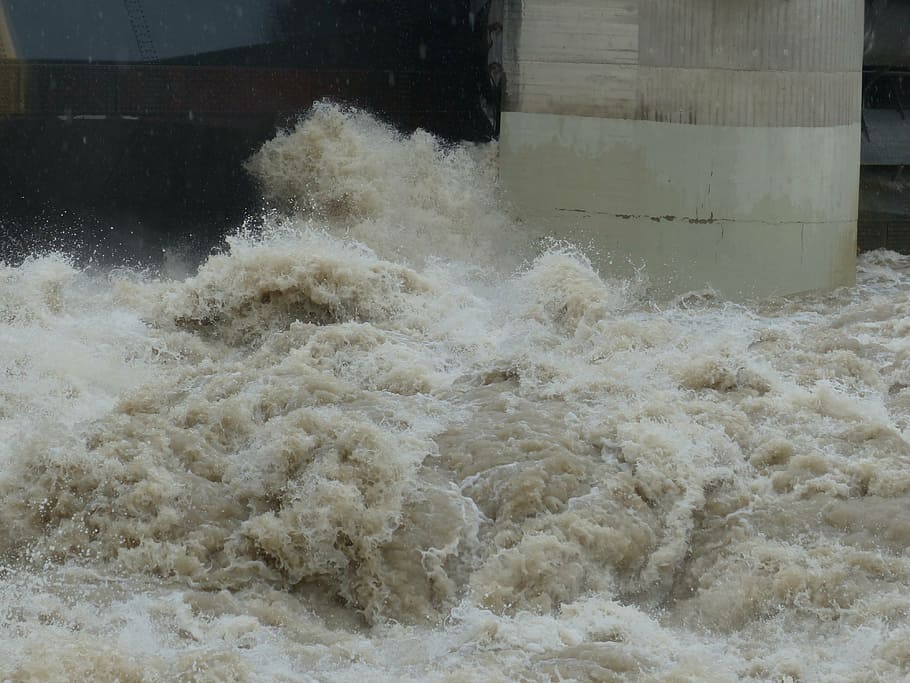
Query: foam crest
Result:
<box><xmin>245</xmin><ymin>102</ymin><xmax>520</xmax><ymax>269</ymax></box>
<box><xmin>120</xmin><ymin>229</ymin><xmax>437</xmax><ymax>346</ymax></box>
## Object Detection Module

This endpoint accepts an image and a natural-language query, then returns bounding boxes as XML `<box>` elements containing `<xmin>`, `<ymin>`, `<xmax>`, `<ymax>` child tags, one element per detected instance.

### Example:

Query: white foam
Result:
<box><xmin>2</xmin><ymin>105</ymin><xmax>910</xmax><ymax>681</ymax></box>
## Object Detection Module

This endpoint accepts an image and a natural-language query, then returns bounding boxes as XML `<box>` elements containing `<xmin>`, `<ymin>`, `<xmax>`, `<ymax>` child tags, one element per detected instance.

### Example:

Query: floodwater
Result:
<box><xmin>1</xmin><ymin>104</ymin><xmax>909</xmax><ymax>682</ymax></box>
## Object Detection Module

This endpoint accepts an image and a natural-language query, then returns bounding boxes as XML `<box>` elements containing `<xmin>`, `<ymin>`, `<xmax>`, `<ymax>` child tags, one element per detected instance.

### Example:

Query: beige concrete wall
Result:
<box><xmin>499</xmin><ymin>0</ymin><xmax>863</xmax><ymax>298</ymax></box>
<box><xmin>0</xmin><ymin>2</ymin><xmax>22</xmax><ymax>116</ymax></box>
<box><xmin>0</xmin><ymin>1</ymin><xmax>15</xmax><ymax>60</ymax></box>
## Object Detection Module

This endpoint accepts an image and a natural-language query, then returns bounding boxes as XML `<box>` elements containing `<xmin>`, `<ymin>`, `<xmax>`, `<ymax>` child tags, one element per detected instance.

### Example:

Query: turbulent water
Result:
<box><xmin>2</xmin><ymin>103</ymin><xmax>910</xmax><ymax>682</ymax></box>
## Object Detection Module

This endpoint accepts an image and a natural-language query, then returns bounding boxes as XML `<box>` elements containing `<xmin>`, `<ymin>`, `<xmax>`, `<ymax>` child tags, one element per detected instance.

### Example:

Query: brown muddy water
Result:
<box><xmin>1</xmin><ymin>104</ymin><xmax>908</xmax><ymax>682</ymax></box>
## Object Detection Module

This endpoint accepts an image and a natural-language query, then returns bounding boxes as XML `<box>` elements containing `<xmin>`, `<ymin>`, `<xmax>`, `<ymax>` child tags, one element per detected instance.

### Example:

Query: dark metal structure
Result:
<box><xmin>122</xmin><ymin>0</ymin><xmax>159</xmax><ymax>62</ymax></box>
<box><xmin>861</xmin><ymin>0</ymin><xmax>910</xmax><ymax>252</ymax></box>
<box><xmin>0</xmin><ymin>1</ymin><xmax>499</xmax><ymax>264</ymax></box>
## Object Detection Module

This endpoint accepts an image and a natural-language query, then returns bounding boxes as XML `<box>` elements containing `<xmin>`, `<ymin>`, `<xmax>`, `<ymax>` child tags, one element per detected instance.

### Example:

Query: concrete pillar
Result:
<box><xmin>499</xmin><ymin>0</ymin><xmax>863</xmax><ymax>298</ymax></box>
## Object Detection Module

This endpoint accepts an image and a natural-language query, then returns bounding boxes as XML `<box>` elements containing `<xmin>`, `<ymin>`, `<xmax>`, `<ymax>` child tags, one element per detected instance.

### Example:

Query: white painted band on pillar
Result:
<box><xmin>501</xmin><ymin>112</ymin><xmax>859</xmax><ymax>298</ymax></box>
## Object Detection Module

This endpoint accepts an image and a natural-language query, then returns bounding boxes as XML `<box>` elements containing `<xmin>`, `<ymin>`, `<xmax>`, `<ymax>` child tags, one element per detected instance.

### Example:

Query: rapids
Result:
<box><xmin>1</xmin><ymin>103</ymin><xmax>909</xmax><ymax>682</ymax></box>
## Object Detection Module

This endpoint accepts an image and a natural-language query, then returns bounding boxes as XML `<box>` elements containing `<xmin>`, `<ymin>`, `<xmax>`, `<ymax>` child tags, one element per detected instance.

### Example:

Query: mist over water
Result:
<box><xmin>2</xmin><ymin>104</ymin><xmax>910</xmax><ymax>682</ymax></box>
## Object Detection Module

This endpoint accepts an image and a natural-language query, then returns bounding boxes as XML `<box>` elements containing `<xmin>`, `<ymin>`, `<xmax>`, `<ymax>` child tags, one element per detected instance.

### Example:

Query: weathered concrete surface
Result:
<box><xmin>499</xmin><ymin>0</ymin><xmax>863</xmax><ymax>298</ymax></box>
<box><xmin>501</xmin><ymin>112</ymin><xmax>859</xmax><ymax>297</ymax></box>
<box><xmin>0</xmin><ymin>2</ymin><xmax>21</xmax><ymax>116</ymax></box>
<box><xmin>0</xmin><ymin>1</ymin><xmax>15</xmax><ymax>60</ymax></box>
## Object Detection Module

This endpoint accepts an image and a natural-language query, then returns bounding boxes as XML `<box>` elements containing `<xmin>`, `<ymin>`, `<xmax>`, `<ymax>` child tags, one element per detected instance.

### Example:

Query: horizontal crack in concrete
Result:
<box><xmin>555</xmin><ymin>208</ymin><xmax>841</xmax><ymax>226</ymax></box>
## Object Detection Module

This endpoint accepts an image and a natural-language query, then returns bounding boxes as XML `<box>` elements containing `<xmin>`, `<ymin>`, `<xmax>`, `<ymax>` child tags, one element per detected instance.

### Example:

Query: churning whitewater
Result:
<box><xmin>2</xmin><ymin>104</ymin><xmax>910</xmax><ymax>682</ymax></box>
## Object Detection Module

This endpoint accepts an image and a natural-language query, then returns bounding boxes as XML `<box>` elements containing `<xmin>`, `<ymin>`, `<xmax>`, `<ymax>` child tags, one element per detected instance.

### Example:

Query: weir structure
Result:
<box><xmin>497</xmin><ymin>0</ymin><xmax>865</xmax><ymax>298</ymax></box>
<box><xmin>0</xmin><ymin>0</ymin><xmax>493</xmax><ymax>263</ymax></box>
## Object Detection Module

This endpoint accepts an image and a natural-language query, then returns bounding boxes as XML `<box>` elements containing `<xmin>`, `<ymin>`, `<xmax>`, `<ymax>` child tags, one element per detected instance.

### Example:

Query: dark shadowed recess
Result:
<box><xmin>0</xmin><ymin>0</ymin><xmax>498</xmax><ymax>268</ymax></box>
<box><xmin>861</xmin><ymin>0</ymin><xmax>910</xmax><ymax>253</ymax></box>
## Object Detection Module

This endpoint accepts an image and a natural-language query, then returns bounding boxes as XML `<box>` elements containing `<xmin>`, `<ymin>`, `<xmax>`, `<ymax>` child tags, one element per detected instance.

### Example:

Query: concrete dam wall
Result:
<box><xmin>498</xmin><ymin>0</ymin><xmax>864</xmax><ymax>298</ymax></box>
